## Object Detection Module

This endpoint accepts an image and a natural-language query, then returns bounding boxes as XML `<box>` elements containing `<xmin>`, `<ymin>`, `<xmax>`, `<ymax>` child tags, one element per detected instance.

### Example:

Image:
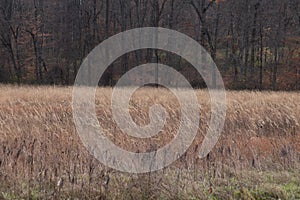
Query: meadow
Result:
<box><xmin>0</xmin><ymin>85</ymin><xmax>299</xmax><ymax>199</ymax></box>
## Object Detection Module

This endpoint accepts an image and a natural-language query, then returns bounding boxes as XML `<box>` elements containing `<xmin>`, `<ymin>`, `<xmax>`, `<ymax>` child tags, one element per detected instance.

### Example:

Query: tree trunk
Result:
<box><xmin>259</xmin><ymin>21</ymin><xmax>263</xmax><ymax>90</ymax></box>
<box><xmin>272</xmin><ymin>47</ymin><xmax>278</xmax><ymax>90</ymax></box>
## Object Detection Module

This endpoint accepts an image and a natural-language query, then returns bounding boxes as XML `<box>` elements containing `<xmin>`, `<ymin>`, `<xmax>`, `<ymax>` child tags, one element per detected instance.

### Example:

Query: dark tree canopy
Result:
<box><xmin>0</xmin><ymin>0</ymin><xmax>299</xmax><ymax>90</ymax></box>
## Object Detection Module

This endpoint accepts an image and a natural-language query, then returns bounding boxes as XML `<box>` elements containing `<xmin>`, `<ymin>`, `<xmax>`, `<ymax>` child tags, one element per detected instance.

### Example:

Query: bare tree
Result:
<box><xmin>0</xmin><ymin>0</ymin><xmax>23</xmax><ymax>84</ymax></box>
<box><xmin>26</xmin><ymin>0</ymin><xmax>48</xmax><ymax>84</ymax></box>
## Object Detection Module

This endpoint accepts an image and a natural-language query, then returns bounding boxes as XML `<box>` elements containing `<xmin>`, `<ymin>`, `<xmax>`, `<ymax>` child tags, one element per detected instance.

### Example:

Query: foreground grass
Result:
<box><xmin>0</xmin><ymin>85</ymin><xmax>299</xmax><ymax>199</ymax></box>
<box><xmin>1</xmin><ymin>168</ymin><xmax>300</xmax><ymax>199</ymax></box>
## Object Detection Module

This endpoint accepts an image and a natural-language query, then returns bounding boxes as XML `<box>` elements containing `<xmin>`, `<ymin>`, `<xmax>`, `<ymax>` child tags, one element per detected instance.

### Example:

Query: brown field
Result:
<box><xmin>0</xmin><ymin>85</ymin><xmax>299</xmax><ymax>199</ymax></box>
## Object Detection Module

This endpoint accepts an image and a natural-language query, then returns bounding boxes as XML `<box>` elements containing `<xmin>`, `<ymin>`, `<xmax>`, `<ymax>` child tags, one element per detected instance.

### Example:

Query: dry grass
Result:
<box><xmin>0</xmin><ymin>85</ymin><xmax>299</xmax><ymax>199</ymax></box>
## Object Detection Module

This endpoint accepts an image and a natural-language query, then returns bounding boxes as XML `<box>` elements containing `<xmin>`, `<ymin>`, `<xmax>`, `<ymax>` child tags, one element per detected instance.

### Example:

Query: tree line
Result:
<box><xmin>0</xmin><ymin>0</ymin><xmax>299</xmax><ymax>90</ymax></box>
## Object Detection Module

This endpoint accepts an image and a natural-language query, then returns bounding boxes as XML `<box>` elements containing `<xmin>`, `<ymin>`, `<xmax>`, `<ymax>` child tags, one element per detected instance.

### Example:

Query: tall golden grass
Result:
<box><xmin>0</xmin><ymin>85</ymin><xmax>299</xmax><ymax>199</ymax></box>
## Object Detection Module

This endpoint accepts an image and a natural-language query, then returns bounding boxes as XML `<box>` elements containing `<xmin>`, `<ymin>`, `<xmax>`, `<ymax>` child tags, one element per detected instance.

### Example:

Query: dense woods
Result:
<box><xmin>0</xmin><ymin>0</ymin><xmax>299</xmax><ymax>90</ymax></box>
